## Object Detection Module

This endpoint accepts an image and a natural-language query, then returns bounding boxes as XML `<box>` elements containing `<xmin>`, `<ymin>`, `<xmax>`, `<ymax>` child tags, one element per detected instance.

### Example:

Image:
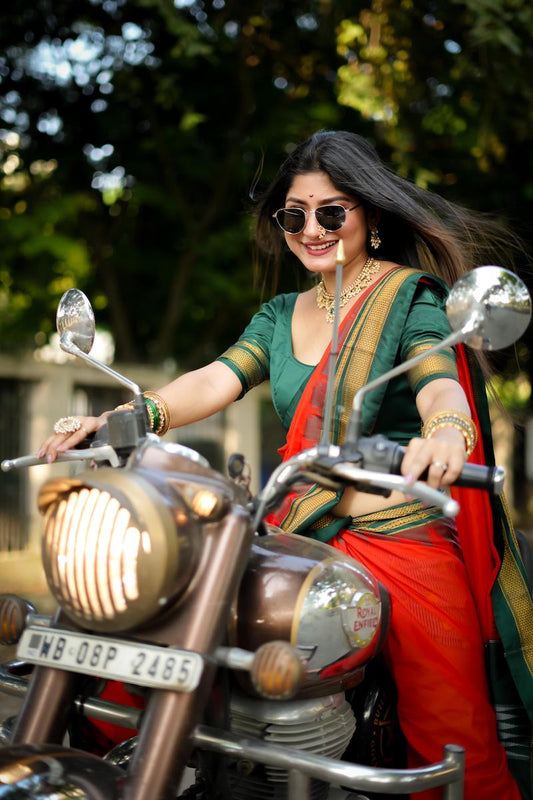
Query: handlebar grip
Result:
<box><xmin>351</xmin><ymin>436</ymin><xmax>505</xmax><ymax>496</ymax></box>
<box><xmin>424</xmin><ymin>462</ymin><xmax>505</xmax><ymax>495</ymax></box>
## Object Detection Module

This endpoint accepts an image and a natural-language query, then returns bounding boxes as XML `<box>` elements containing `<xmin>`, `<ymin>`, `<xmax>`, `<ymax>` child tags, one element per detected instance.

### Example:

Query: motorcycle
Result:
<box><xmin>0</xmin><ymin>265</ymin><xmax>530</xmax><ymax>800</ymax></box>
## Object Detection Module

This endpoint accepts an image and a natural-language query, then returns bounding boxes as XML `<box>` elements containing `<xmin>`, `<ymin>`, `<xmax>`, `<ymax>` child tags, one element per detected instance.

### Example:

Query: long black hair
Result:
<box><xmin>254</xmin><ymin>130</ymin><xmax>518</xmax><ymax>292</ymax></box>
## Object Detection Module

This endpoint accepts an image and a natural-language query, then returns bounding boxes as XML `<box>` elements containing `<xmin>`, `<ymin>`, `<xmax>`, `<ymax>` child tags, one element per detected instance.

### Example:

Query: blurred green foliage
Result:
<box><xmin>0</xmin><ymin>0</ymin><xmax>531</xmax><ymax>380</ymax></box>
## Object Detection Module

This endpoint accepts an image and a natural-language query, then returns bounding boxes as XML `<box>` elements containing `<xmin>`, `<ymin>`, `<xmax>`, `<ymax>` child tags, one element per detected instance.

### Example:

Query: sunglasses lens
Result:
<box><xmin>276</xmin><ymin>208</ymin><xmax>306</xmax><ymax>233</ymax></box>
<box><xmin>274</xmin><ymin>204</ymin><xmax>350</xmax><ymax>233</ymax></box>
<box><xmin>315</xmin><ymin>205</ymin><xmax>346</xmax><ymax>231</ymax></box>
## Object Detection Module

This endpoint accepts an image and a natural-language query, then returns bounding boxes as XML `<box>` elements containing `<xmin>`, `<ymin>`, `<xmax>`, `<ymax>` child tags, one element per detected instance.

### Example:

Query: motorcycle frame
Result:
<box><xmin>0</xmin><ymin>659</ymin><xmax>465</xmax><ymax>798</ymax></box>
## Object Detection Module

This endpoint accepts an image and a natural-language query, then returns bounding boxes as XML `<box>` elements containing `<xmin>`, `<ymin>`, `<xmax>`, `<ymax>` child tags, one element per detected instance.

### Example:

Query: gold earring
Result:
<box><xmin>370</xmin><ymin>225</ymin><xmax>381</xmax><ymax>250</ymax></box>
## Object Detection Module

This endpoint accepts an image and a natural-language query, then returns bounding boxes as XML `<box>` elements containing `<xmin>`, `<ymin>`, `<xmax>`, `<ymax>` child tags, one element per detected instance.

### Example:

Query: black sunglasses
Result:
<box><xmin>272</xmin><ymin>203</ymin><xmax>361</xmax><ymax>234</ymax></box>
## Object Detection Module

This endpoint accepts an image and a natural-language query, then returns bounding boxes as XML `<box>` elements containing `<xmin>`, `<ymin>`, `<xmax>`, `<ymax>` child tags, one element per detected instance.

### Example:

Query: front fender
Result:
<box><xmin>0</xmin><ymin>744</ymin><xmax>124</xmax><ymax>799</ymax></box>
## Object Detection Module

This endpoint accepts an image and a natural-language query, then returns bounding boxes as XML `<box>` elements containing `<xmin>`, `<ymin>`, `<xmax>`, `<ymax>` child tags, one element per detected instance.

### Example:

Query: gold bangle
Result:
<box><xmin>114</xmin><ymin>401</ymin><xmax>134</xmax><ymax>411</ymax></box>
<box><xmin>144</xmin><ymin>391</ymin><xmax>171</xmax><ymax>436</ymax></box>
<box><xmin>422</xmin><ymin>410</ymin><xmax>477</xmax><ymax>458</ymax></box>
<box><xmin>114</xmin><ymin>393</ymin><xmax>171</xmax><ymax>436</ymax></box>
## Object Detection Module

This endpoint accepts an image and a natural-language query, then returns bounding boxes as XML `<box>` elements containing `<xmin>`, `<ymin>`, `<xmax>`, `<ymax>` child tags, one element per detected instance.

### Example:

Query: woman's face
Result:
<box><xmin>282</xmin><ymin>171</ymin><xmax>369</xmax><ymax>278</ymax></box>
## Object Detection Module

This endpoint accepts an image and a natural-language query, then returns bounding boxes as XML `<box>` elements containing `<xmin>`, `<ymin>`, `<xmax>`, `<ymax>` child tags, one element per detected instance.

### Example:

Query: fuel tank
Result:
<box><xmin>230</xmin><ymin>529</ymin><xmax>390</xmax><ymax>696</ymax></box>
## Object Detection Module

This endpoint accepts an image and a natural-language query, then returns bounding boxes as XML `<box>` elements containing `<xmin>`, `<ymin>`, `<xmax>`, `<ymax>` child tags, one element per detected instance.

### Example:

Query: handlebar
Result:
<box><xmin>2</xmin><ymin>431</ymin><xmax>504</xmax><ymax>527</ymax></box>
<box><xmin>1</xmin><ymin>444</ymin><xmax>120</xmax><ymax>472</ymax></box>
<box><xmin>1</xmin><ymin>410</ymin><xmax>143</xmax><ymax>473</ymax></box>
<box><xmin>351</xmin><ymin>435</ymin><xmax>504</xmax><ymax>494</ymax></box>
<box><xmin>253</xmin><ymin>436</ymin><xmax>505</xmax><ymax>529</ymax></box>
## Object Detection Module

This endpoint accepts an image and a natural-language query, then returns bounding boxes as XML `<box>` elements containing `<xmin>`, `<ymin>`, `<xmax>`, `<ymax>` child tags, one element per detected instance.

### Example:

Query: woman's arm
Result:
<box><xmin>39</xmin><ymin>360</ymin><xmax>243</xmax><ymax>461</ymax></box>
<box><xmin>156</xmin><ymin>361</ymin><xmax>244</xmax><ymax>428</ymax></box>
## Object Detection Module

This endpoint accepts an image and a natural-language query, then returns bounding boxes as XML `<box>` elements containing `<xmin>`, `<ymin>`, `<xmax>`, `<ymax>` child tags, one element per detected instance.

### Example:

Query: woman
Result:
<box><xmin>41</xmin><ymin>131</ymin><xmax>531</xmax><ymax>798</ymax></box>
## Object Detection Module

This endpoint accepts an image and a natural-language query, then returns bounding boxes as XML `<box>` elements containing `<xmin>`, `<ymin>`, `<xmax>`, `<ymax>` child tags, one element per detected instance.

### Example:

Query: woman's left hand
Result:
<box><xmin>404</xmin><ymin>378</ymin><xmax>471</xmax><ymax>490</ymax></box>
<box><xmin>401</xmin><ymin>427</ymin><xmax>466</xmax><ymax>490</ymax></box>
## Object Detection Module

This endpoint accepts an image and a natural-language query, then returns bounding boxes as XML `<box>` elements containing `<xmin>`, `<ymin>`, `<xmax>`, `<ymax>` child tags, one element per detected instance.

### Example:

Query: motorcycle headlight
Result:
<box><xmin>38</xmin><ymin>468</ymin><xmax>201</xmax><ymax>633</ymax></box>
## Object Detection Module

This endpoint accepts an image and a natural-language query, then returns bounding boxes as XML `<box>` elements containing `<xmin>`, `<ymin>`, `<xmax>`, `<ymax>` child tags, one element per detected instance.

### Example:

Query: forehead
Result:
<box><xmin>286</xmin><ymin>171</ymin><xmax>346</xmax><ymax>201</ymax></box>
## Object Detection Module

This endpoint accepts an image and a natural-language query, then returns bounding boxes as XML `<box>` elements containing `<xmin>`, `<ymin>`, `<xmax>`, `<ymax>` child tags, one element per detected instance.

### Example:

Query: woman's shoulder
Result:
<box><xmin>373</xmin><ymin>265</ymin><xmax>449</xmax><ymax>320</ymax></box>
<box><xmin>257</xmin><ymin>291</ymin><xmax>300</xmax><ymax>317</ymax></box>
<box><xmin>386</xmin><ymin>264</ymin><xmax>449</xmax><ymax>297</ymax></box>
<box><xmin>266</xmin><ymin>290</ymin><xmax>300</xmax><ymax>305</ymax></box>
<box><xmin>242</xmin><ymin>292</ymin><xmax>299</xmax><ymax>334</ymax></box>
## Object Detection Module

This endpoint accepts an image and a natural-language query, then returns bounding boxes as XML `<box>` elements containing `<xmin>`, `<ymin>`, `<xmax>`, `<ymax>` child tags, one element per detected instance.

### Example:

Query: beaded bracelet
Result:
<box><xmin>114</xmin><ymin>391</ymin><xmax>171</xmax><ymax>436</ymax></box>
<box><xmin>422</xmin><ymin>410</ymin><xmax>477</xmax><ymax>458</ymax></box>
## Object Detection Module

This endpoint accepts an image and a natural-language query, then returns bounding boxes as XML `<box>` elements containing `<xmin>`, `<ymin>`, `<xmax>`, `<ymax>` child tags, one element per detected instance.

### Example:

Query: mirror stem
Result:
<box><xmin>320</xmin><ymin>241</ymin><xmax>345</xmax><ymax>449</ymax></box>
<box><xmin>60</xmin><ymin>333</ymin><xmax>144</xmax><ymax>401</ymax></box>
<box><xmin>345</xmin><ymin>325</ymin><xmax>470</xmax><ymax>445</ymax></box>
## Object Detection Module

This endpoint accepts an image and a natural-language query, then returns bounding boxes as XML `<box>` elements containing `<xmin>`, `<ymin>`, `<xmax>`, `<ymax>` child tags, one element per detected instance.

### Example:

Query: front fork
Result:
<box><xmin>10</xmin><ymin>508</ymin><xmax>252</xmax><ymax>800</ymax></box>
<box><xmin>122</xmin><ymin>508</ymin><xmax>252</xmax><ymax>800</ymax></box>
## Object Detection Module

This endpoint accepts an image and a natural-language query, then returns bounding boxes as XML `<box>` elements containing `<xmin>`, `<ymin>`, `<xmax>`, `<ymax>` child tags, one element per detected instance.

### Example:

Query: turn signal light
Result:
<box><xmin>0</xmin><ymin>595</ymin><xmax>35</xmax><ymax>645</ymax></box>
<box><xmin>250</xmin><ymin>641</ymin><xmax>304</xmax><ymax>700</ymax></box>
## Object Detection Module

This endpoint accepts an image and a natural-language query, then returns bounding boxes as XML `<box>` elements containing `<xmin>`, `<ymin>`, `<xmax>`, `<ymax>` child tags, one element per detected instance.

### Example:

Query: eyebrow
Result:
<box><xmin>285</xmin><ymin>195</ymin><xmax>352</xmax><ymax>205</ymax></box>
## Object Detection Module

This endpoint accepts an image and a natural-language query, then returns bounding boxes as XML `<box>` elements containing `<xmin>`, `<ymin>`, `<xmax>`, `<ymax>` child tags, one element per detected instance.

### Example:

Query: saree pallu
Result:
<box><xmin>266</xmin><ymin>267</ymin><xmax>533</xmax><ymax>797</ymax></box>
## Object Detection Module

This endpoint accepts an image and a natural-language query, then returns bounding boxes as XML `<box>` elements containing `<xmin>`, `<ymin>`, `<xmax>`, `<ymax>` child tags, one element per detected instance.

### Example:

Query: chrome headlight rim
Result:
<box><xmin>39</xmin><ymin>468</ymin><xmax>199</xmax><ymax>633</ymax></box>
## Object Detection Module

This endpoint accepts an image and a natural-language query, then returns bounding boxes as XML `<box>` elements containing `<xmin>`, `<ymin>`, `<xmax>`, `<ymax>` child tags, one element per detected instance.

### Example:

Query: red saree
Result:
<box><xmin>266</xmin><ymin>268</ymin><xmax>531</xmax><ymax>798</ymax></box>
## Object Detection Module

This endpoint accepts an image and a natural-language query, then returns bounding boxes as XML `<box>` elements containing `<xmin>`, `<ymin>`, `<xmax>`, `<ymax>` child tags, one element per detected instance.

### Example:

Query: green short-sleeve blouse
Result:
<box><xmin>217</xmin><ymin>280</ymin><xmax>458</xmax><ymax>444</ymax></box>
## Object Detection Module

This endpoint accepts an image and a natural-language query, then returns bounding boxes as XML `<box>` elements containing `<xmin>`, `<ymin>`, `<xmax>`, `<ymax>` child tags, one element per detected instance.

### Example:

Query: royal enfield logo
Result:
<box><xmin>344</xmin><ymin>590</ymin><xmax>380</xmax><ymax>648</ymax></box>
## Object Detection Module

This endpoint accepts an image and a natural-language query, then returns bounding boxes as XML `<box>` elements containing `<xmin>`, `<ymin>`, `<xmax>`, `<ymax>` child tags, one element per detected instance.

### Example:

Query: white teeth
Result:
<box><xmin>307</xmin><ymin>241</ymin><xmax>335</xmax><ymax>251</ymax></box>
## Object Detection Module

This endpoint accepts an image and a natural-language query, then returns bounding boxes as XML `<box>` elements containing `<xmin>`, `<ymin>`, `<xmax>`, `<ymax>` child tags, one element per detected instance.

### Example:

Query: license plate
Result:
<box><xmin>17</xmin><ymin>627</ymin><xmax>203</xmax><ymax>692</ymax></box>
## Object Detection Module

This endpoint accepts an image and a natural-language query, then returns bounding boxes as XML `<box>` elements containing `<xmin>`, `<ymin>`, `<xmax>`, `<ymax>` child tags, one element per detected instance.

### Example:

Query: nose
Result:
<box><xmin>303</xmin><ymin>209</ymin><xmax>325</xmax><ymax>237</ymax></box>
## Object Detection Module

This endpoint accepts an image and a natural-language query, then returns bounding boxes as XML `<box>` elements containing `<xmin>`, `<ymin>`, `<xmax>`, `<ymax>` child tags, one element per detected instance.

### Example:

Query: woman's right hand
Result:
<box><xmin>37</xmin><ymin>412</ymin><xmax>110</xmax><ymax>463</ymax></box>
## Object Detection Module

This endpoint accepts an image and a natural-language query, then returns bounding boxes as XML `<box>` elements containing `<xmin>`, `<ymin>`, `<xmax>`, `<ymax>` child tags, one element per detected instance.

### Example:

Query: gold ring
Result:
<box><xmin>431</xmin><ymin>460</ymin><xmax>448</xmax><ymax>472</ymax></box>
<box><xmin>53</xmin><ymin>416</ymin><xmax>82</xmax><ymax>435</ymax></box>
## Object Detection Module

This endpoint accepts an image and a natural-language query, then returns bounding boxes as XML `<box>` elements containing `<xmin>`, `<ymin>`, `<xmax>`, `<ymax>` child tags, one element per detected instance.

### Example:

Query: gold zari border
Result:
<box><xmin>220</xmin><ymin>340</ymin><xmax>268</xmax><ymax>390</ymax></box>
<box><xmin>282</xmin><ymin>269</ymin><xmax>420</xmax><ymax>533</ymax></box>
<box><xmin>349</xmin><ymin>502</ymin><xmax>440</xmax><ymax>534</ymax></box>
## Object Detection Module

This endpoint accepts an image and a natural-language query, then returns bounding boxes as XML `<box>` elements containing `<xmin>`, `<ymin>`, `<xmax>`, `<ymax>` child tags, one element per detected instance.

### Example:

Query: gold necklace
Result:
<box><xmin>316</xmin><ymin>257</ymin><xmax>381</xmax><ymax>322</ymax></box>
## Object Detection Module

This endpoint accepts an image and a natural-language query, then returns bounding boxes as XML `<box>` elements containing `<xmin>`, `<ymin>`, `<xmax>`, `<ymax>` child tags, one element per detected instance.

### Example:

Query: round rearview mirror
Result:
<box><xmin>56</xmin><ymin>289</ymin><xmax>96</xmax><ymax>355</ymax></box>
<box><xmin>446</xmin><ymin>266</ymin><xmax>531</xmax><ymax>350</ymax></box>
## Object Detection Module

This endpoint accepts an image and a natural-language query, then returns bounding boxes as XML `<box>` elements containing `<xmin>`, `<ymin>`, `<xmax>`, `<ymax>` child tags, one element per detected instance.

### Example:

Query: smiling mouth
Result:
<box><xmin>306</xmin><ymin>241</ymin><xmax>337</xmax><ymax>252</ymax></box>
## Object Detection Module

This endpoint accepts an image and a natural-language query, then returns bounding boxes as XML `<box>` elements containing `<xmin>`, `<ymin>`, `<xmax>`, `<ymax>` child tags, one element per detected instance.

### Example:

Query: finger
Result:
<box><xmin>439</xmin><ymin>450</ymin><xmax>466</xmax><ymax>486</ymax></box>
<box><xmin>55</xmin><ymin>424</ymin><xmax>97</xmax><ymax>454</ymax></box>
<box><xmin>46</xmin><ymin>435</ymin><xmax>74</xmax><ymax>463</ymax></box>
<box><xmin>38</xmin><ymin>417</ymin><xmax>96</xmax><ymax>461</ymax></box>
<box><xmin>37</xmin><ymin>437</ymin><xmax>55</xmax><ymax>458</ymax></box>
<box><xmin>401</xmin><ymin>437</ymin><xmax>430</xmax><ymax>483</ymax></box>
<box><xmin>427</xmin><ymin>459</ymin><xmax>448</xmax><ymax>489</ymax></box>
<box><xmin>402</xmin><ymin>440</ymin><xmax>466</xmax><ymax>489</ymax></box>
<box><xmin>37</xmin><ymin>435</ymin><xmax>68</xmax><ymax>460</ymax></box>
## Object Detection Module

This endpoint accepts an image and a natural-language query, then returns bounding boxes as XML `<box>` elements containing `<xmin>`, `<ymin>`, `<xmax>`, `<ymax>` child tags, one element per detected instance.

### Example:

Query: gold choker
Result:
<box><xmin>316</xmin><ymin>257</ymin><xmax>381</xmax><ymax>322</ymax></box>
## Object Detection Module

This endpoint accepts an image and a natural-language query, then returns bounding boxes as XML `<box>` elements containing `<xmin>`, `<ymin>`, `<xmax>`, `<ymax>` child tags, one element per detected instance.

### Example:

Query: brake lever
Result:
<box><xmin>1</xmin><ymin>444</ymin><xmax>120</xmax><ymax>472</ymax></box>
<box><xmin>330</xmin><ymin>462</ymin><xmax>459</xmax><ymax>517</ymax></box>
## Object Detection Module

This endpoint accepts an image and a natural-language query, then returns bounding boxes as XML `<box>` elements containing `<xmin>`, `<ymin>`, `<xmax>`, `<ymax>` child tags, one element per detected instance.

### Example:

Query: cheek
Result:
<box><xmin>343</xmin><ymin>217</ymin><xmax>367</xmax><ymax>242</ymax></box>
<box><xmin>285</xmin><ymin>233</ymin><xmax>298</xmax><ymax>253</ymax></box>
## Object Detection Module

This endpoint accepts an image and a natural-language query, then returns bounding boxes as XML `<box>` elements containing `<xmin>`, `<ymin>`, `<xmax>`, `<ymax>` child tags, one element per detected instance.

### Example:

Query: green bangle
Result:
<box><xmin>144</xmin><ymin>397</ymin><xmax>160</xmax><ymax>433</ymax></box>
